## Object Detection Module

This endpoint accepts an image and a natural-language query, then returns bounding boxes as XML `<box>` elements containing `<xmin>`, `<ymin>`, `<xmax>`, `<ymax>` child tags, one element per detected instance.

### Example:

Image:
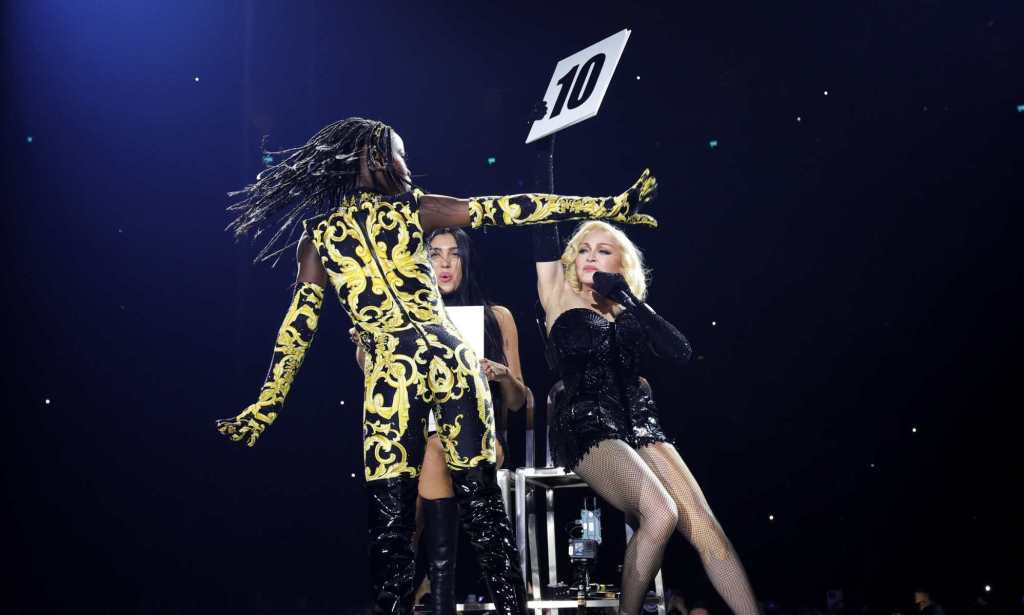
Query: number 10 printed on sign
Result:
<box><xmin>526</xmin><ymin>29</ymin><xmax>632</xmax><ymax>144</ymax></box>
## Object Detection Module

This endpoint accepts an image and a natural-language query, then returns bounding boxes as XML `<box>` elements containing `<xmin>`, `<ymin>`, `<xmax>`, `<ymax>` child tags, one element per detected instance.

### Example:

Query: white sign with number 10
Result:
<box><xmin>525</xmin><ymin>29</ymin><xmax>632</xmax><ymax>144</ymax></box>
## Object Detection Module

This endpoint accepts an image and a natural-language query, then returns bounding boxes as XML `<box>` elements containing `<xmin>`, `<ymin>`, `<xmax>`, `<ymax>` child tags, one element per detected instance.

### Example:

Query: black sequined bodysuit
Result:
<box><xmin>547</xmin><ymin>308</ymin><xmax>669</xmax><ymax>470</ymax></box>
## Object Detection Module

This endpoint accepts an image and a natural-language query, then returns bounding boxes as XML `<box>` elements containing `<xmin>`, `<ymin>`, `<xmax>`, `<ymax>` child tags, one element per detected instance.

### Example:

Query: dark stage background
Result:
<box><xmin>3</xmin><ymin>1</ymin><xmax>1022</xmax><ymax>613</ymax></box>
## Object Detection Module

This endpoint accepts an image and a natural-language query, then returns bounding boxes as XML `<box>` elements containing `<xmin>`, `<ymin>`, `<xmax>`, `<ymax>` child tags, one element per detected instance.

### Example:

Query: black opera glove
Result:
<box><xmin>529</xmin><ymin>111</ymin><xmax>562</xmax><ymax>262</ymax></box>
<box><xmin>530</xmin><ymin>215</ymin><xmax>563</xmax><ymax>262</ymax></box>
<box><xmin>216</xmin><ymin>282</ymin><xmax>325</xmax><ymax>447</ymax></box>
<box><xmin>592</xmin><ymin>272</ymin><xmax>693</xmax><ymax>366</ymax></box>
<box><xmin>468</xmin><ymin>169</ymin><xmax>659</xmax><ymax>229</ymax></box>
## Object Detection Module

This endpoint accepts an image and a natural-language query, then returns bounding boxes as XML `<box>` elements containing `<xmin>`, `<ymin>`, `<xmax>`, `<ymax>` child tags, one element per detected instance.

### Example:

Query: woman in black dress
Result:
<box><xmin>530</xmin><ymin>141</ymin><xmax>758</xmax><ymax>615</ymax></box>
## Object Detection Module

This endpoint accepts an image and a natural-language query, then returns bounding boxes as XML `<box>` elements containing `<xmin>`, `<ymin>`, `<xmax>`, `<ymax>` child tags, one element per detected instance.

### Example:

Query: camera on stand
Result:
<box><xmin>568</xmin><ymin>496</ymin><xmax>603</xmax><ymax>610</ymax></box>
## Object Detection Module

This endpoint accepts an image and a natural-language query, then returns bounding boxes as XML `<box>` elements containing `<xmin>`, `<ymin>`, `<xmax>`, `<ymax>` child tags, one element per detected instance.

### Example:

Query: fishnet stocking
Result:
<box><xmin>574</xmin><ymin>440</ymin><xmax>678</xmax><ymax>615</ymax></box>
<box><xmin>637</xmin><ymin>443</ymin><xmax>758</xmax><ymax>615</ymax></box>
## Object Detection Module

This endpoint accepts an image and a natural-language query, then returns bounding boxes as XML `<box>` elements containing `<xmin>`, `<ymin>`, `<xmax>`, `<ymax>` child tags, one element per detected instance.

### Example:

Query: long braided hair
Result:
<box><xmin>227</xmin><ymin>117</ymin><xmax>405</xmax><ymax>263</ymax></box>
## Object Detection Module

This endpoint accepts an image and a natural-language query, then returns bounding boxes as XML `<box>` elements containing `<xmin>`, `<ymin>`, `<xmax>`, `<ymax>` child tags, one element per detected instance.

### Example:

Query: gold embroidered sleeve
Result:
<box><xmin>467</xmin><ymin>169</ymin><xmax>658</xmax><ymax>229</ymax></box>
<box><xmin>216</xmin><ymin>282</ymin><xmax>325</xmax><ymax>447</ymax></box>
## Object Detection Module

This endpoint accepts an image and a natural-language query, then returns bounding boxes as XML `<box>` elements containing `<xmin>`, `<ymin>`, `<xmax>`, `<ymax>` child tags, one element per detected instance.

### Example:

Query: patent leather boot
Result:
<box><xmin>422</xmin><ymin>497</ymin><xmax>459</xmax><ymax>615</ymax></box>
<box><xmin>451</xmin><ymin>464</ymin><xmax>527</xmax><ymax>615</ymax></box>
<box><xmin>367</xmin><ymin>477</ymin><xmax>419</xmax><ymax>615</ymax></box>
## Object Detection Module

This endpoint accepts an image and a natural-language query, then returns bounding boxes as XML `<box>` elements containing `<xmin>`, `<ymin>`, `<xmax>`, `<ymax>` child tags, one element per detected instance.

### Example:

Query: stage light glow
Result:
<box><xmin>709</xmin><ymin>140</ymin><xmax>718</xmax><ymax>149</ymax></box>
<box><xmin>1017</xmin><ymin>104</ymin><xmax>1024</xmax><ymax>113</ymax></box>
<box><xmin>985</xmin><ymin>585</ymin><xmax>991</xmax><ymax>592</ymax></box>
<box><xmin>912</xmin><ymin>427</ymin><xmax>918</xmax><ymax>433</ymax></box>
<box><xmin>711</xmin><ymin>321</ymin><xmax>717</xmax><ymax>326</ymax></box>
<box><xmin>769</xmin><ymin>514</ymin><xmax>775</xmax><ymax>521</ymax></box>
<box><xmin>796</xmin><ymin>116</ymin><xmax>802</xmax><ymax>122</ymax></box>
<box><xmin>636</xmin><ymin>75</ymin><xmax>640</xmax><ymax>80</ymax></box>
<box><xmin>339</xmin><ymin>400</ymin><xmax>345</xmax><ymax>405</ymax></box>
<box><xmin>26</xmin><ymin>136</ymin><xmax>34</xmax><ymax>143</ymax></box>
<box><xmin>350</xmin><ymin>473</ymin><xmax>356</xmax><ymax>478</ymax></box>
<box><xmin>44</xmin><ymin>398</ymin><xmax>51</xmax><ymax>405</ymax></box>
<box><xmin>487</xmin><ymin>156</ymin><xmax>496</xmax><ymax>165</ymax></box>
<box><xmin>823</xmin><ymin>90</ymin><xmax>829</xmax><ymax>96</ymax></box>
<box><xmin>262</xmin><ymin>153</ymin><xmax>274</xmax><ymax>166</ymax></box>
<box><xmin>194</xmin><ymin>76</ymin><xmax>200</xmax><ymax>82</ymax></box>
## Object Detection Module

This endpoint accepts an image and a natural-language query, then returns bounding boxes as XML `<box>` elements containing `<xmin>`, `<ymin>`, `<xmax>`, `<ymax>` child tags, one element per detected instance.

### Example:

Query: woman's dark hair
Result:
<box><xmin>427</xmin><ymin>227</ymin><xmax>506</xmax><ymax>366</ymax></box>
<box><xmin>227</xmin><ymin>117</ymin><xmax>406</xmax><ymax>264</ymax></box>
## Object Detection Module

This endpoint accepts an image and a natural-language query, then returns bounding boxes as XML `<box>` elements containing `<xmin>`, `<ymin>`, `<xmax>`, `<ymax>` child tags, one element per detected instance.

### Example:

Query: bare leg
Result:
<box><xmin>420</xmin><ymin>435</ymin><xmax>456</xmax><ymax>500</ymax></box>
<box><xmin>573</xmin><ymin>440</ymin><xmax>678</xmax><ymax>615</ymax></box>
<box><xmin>637</xmin><ymin>443</ymin><xmax>758</xmax><ymax>615</ymax></box>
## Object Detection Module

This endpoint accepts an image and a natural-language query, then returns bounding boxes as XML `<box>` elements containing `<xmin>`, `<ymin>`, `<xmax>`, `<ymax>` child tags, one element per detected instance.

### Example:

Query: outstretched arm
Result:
<box><xmin>418</xmin><ymin>169</ymin><xmax>659</xmax><ymax>234</ymax></box>
<box><xmin>215</xmin><ymin>236</ymin><xmax>327</xmax><ymax>447</ymax></box>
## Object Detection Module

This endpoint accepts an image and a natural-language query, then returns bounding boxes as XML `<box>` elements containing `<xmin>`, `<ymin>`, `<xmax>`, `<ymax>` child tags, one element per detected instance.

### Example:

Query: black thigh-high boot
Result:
<box><xmin>367</xmin><ymin>477</ymin><xmax>419</xmax><ymax>615</ymax></box>
<box><xmin>450</xmin><ymin>464</ymin><xmax>527</xmax><ymax>615</ymax></box>
<box><xmin>422</xmin><ymin>497</ymin><xmax>459</xmax><ymax>615</ymax></box>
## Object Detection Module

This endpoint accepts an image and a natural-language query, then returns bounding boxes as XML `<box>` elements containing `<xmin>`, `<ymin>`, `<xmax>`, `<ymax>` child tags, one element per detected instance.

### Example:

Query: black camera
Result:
<box><xmin>569</xmin><ymin>537</ymin><xmax>598</xmax><ymax>560</ymax></box>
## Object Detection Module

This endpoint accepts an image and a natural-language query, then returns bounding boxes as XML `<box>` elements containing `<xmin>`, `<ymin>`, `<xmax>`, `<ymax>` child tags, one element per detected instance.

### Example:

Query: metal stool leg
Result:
<box><xmin>515</xmin><ymin>470</ymin><xmax>529</xmax><ymax>595</ymax></box>
<box><xmin>545</xmin><ymin>486</ymin><xmax>558</xmax><ymax>597</ymax></box>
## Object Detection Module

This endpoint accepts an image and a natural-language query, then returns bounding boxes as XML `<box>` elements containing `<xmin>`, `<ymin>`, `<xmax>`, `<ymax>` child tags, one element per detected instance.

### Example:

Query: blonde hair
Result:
<box><xmin>561</xmin><ymin>221</ymin><xmax>650</xmax><ymax>300</ymax></box>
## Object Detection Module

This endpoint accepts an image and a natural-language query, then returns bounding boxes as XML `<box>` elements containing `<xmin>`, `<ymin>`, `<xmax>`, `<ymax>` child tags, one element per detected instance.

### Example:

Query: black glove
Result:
<box><xmin>592</xmin><ymin>271</ymin><xmax>640</xmax><ymax>309</ymax></box>
<box><xmin>592</xmin><ymin>272</ymin><xmax>693</xmax><ymax>366</ymax></box>
<box><xmin>529</xmin><ymin>100</ymin><xmax>562</xmax><ymax>262</ymax></box>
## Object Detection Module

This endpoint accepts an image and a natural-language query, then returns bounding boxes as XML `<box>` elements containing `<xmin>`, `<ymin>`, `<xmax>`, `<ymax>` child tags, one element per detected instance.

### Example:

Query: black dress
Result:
<box><xmin>547</xmin><ymin>308</ymin><xmax>670</xmax><ymax>470</ymax></box>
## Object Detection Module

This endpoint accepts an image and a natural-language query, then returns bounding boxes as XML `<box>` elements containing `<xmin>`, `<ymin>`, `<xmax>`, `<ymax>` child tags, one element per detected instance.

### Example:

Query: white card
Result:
<box><xmin>525</xmin><ymin>29</ymin><xmax>632</xmax><ymax>144</ymax></box>
<box><xmin>445</xmin><ymin>305</ymin><xmax>485</xmax><ymax>359</ymax></box>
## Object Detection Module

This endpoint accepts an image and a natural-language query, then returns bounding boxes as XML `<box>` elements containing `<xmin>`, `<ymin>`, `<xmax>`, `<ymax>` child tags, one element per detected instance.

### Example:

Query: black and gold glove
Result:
<box><xmin>467</xmin><ymin>169</ymin><xmax>659</xmax><ymax>230</ymax></box>
<box><xmin>216</xmin><ymin>282</ymin><xmax>325</xmax><ymax>447</ymax></box>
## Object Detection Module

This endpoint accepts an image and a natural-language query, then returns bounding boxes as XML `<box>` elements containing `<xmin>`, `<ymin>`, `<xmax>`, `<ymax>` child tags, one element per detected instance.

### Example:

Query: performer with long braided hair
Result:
<box><xmin>215</xmin><ymin>117</ymin><xmax>658</xmax><ymax>615</ymax></box>
<box><xmin>529</xmin><ymin>129</ymin><xmax>758</xmax><ymax>615</ymax></box>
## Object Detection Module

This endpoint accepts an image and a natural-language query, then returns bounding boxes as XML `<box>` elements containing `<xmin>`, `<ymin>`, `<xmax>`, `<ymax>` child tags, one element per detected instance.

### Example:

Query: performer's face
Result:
<box><xmin>390</xmin><ymin>131</ymin><xmax>412</xmax><ymax>189</ymax></box>
<box><xmin>429</xmin><ymin>233</ymin><xmax>462</xmax><ymax>294</ymax></box>
<box><xmin>575</xmin><ymin>229</ymin><xmax>623</xmax><ymax>289</ymax></box>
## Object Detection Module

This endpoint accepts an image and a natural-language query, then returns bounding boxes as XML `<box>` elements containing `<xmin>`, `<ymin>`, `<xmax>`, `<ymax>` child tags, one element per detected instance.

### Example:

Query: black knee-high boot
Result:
<box><xmin>367</xmin><ymin>477</ymin><xmax>419</xmax><ymax>615</ymax></box>
<box><xmin>422</xmin><ymin>497</ymin><xmax>459</xmax><ymax>615</ymax></box>
<box><xmin>450</xmin><ymin>464</ymin><xmax>527</xmax><ymax>615</ymax></box>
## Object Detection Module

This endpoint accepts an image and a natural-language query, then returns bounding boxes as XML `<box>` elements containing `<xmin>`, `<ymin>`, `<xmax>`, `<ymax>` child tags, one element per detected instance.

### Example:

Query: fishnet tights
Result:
<box><xmin>574</xmin><ymin>440</ymin><xmax>678</xmax><ymax>615</ymax></box>
<box><xmin>575</xmin><ymin>440</ymin><xmax>758</xmax><ymax>615</ymax></box>
<box><xmin>638</xmin><ymin>443</ymin><xmax>758</xmax><ymax>615</ymax></box>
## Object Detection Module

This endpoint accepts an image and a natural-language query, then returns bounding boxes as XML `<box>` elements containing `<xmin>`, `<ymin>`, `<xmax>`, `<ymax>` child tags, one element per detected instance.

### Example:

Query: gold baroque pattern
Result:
<box><xmin>467</xmin><ymin>169</ymin><xmax>659</xmax><ymax>229</ymax></box>
<box><xmin>304</xmin><ymin>192</ymin><xmax>495</xmax><ymax>481</ymax></box>
<box><xmin>217</xmin><ymin>282</ymin><xmax>324</xmax><ymax>447</ymax></box>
